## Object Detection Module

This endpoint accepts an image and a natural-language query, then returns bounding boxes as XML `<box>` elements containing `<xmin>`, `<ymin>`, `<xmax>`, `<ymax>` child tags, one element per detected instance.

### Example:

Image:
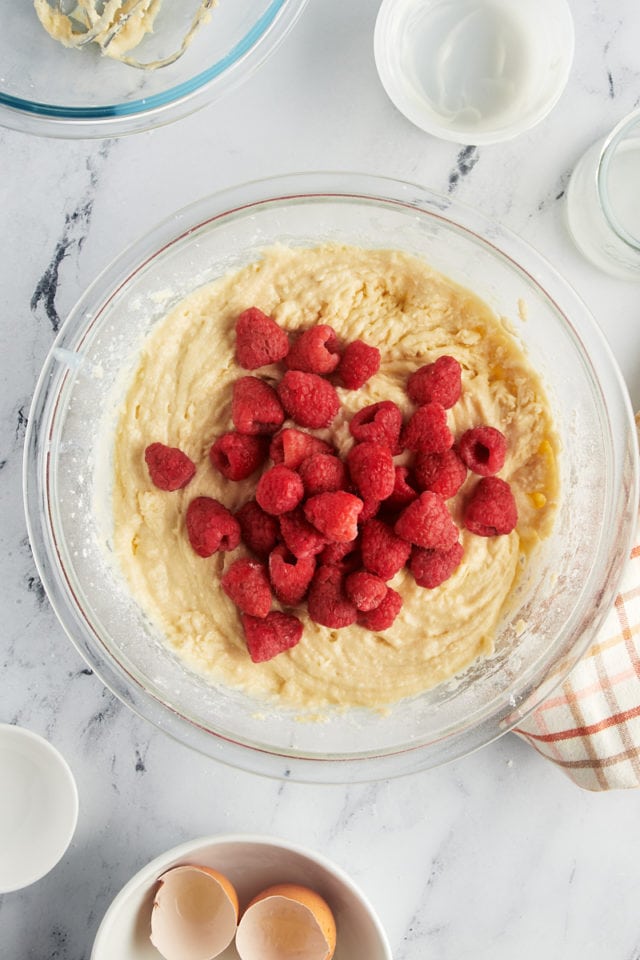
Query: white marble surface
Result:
<box><xmin>2</xmin><ymin>1</ymin><xmax>640</xmax><ymax>957</ymax></box>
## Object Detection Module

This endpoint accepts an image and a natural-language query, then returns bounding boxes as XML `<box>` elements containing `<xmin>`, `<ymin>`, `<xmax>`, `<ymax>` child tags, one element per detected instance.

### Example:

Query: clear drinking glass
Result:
<box><xmin>566</xmin><ymin>108</ymin><xmax>640</xmax><ymax>281</ymax></box>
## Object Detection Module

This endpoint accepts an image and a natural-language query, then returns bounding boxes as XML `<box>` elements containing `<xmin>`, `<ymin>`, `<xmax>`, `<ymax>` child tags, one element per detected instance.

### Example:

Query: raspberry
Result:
<box><xmin>298</xmin><ymin>454</ymin><xmax>347</xmax><ymax>496</ymax></box>
<box><xmin>221</xmin><ymin>558</ymin><xmax>272</xmax><ymax>618</ymax></box>
<box><xmin>304</xmin><ymin>491</ymin><xmax>363</xmax><ymax>543</ymax></box>
<box><xmin>358</xmin><ymin>497</ymin><xmax>381</xmax><ymax>523</ymax></box>
<box><xmin>236</xmin><ymin>500</ymin><xmax>279</xmax><ymax>558</ymax></box>
<box><xmin>277</xmin><ymin>371</ymin><xmax>340</xmax><ymax>429</ymax></box>
<box><xmin>414</xmin><ymin>449</ymin><xmax>467</xmax><ymax>499</ymax></box>
<box><xmin>210</xmin><ymin>432</ymin><xmax>268</xmax><ymax>481</ymax></box>
<box><xmin>384</xmin><ymin>466</ymin><xmax>418</xmax><ymax>510</ymax></box>
<box><xmin>235</xmin><ymin>307</ymin><xmax>289</xmax><ymax>370</ymax></box>
<box><xmin>242</xmin><ymin>611</ymin><xmax>303</xmax><ymax>663</ymax></box>
<box><xmin>269</xmin><ymin>428</ymin><xmax>333</xmax><ymax>469</ymax></box>
<box><xmin>231</xmin><ymin>377</ymin><xmax>284</xmax><ymax>435</ymax></box>
<box><xmin>458</xmin><ymin>426</ymin><xmax>507</xmax><ymax>476</ymax></box>
<box><xmin>186</xmin><ymin>497</ymin><xmax>241</xmax><ymax>557</ymax></box>
<box><xmin>407</xmin><ymin>355</ymin><xmax>461</xmax><ymax>408</ymax></box>
<box><xmin>338</xmin><ymin>340</ymin><xmax>381</xmax><ymax>389</ymax></box>
<box><xmin>307</xmin><ymin>565</ymin><xmax>358</xmax><ymax>628</ymax></box>
<box><xmin>144</xmin><ymin>442</ymin><xmax>196</xmax><ymax>491</ymax></box>
<box><xmin>358</xmin><ymin>587</ymin><xmax>402</xmax><ymax>631</ymax></box>
<box><xmin>347</xmin><ymin>442</ymin><xmax>395</xmax><ymax>501</ymax></box>
<box><xmin>349</xmin><ymin>401</ymin><xmax>402</xmax><ymax>452</ymax></box>
<box><xmin>279</xmin><ymin>508</ymin><xmax>328</xmax><ymax>558</ymax></box>
<box><xmin>285</xmin><ymin>324</ymin><xmax>340</xmax><ymax>374</ymax></box>
<box><xmin>464</xmin><ymin>476</ymin><xmax>518</xmax><ymax>536</ymax></box>
<box><xmin>409</xmin><ymin>541</ymin><xmax>464</xmax><ymax>589</ymax></box>
<box><xmin>344</xmin><ymin>571</ymin><xmax>387</xmax><ymax>612</ymax></box>
<box><xmin>360</xmin><ymin>518</ymin><xmax>411</xmax><ymax>581</ymax></box>
<box><xmin>256</xmin><ymin>465</ymin><xmax>304</xmax><ymax>516</ymax></box>
<box><xmin>400</xmin><ymin>402</ymin><xmax>454</xmax><ymax>454</ymax></box>
<box><xmin>268</xmin><ymin>545</ymin><xmax>316</xmax><ymax>606</ymax></box>
<box><xmin>320</xmin><ymin>537</ymin><xmax>361</xmax><ymax>568</ymax></box>
<box><xmin>394</xmin><ymin>492</ymin><xmax>459</xmax><ymax>550</ymax></box>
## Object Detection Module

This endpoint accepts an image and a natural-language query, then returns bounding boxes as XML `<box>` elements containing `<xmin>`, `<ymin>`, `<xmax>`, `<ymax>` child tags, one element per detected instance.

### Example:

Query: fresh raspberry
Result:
<box><xmin>221</xmin><ymin>558</ymin><xmax>272</xmax><ymax>618</ymax></box>
<box><xmin>298</xmin><ymin>454</ymin><xmax>347</xmax><ymax>496</ymax></box>
<box><xmin>231</xmin><ymin>377</ymin><xmax>284</xmax><ymax>435</ymax></box>
<box><xmin>320</xmin><ymin>537</ymin><xmax>361</xmax><ymax>569</ymax></box>
<box><xmin>358</xmin><ymin>497</ymin><xmax>381</xmax><ymax>523</ymax></box>
<box><xmin>277</xmin><ymin>371</ymin><xmax>340</xmax><ymax>429</ymax></box>
<box><xmin>269</xmin><ymin>428</ymin><xmax>333</xmax><ymax>469</ymax></box>
<box><xmin>307</xmin><ymin>565</ymin><xmax>358</xmax><ymax>629</ymax></box>
<box><xmin>338</xmin><ymin>340</ymin><xmax>381</xmax><ymax>389</ymax></box>
<box><xmin>285</xmin><ymin>324</ymin><xmax>341</xmax><ymax>374</ymax></box>
<box><xmin>304</xmin><ymin>491</ymin><xmax>363</xmax><ymax>543</ymax></box>
<box><xmin>186</xmin><ymin>497</ymin><xmax>241</xmax><ymax>557</ymax></box>
<box><xmin>394</xmin><ymin>492</ymin><xmax>459</xmax><ymax>550</ymax></box>
<box><xmin>400</xmin><ymin>402</ymin><xmax>454</xmax><ymax>454</ymax></box>
<box><xmin>410</xmin><ymin>541</ymin><xmax>464</xmax><ymax>589</ymax></box>
<box><xmin>414</xmin><ymin>449</ymin><xmax>467</xmax><ymax>499</ymax></box>
<box><xmin>144</xmin><ymin>442</ymin><xmax>196</xmax><ymax>491</ymax></box>
<box><xmin>279</xmin><ymin>508</ymin><xmax>328</xmax><ymax>558</ymax></box>
<box><xmin>344</xmin><ymin>571</ymin><xmax>387</xmax><ymax>612</ymax></box>
<box><xmin>458</xmin><ymin>426</ymin><xmax>507</xmax><ymax>476</ymax></box>
<box><xmin>235</xmin><ymin>500</ymin><xmax>279</xmax><ymax>558</ymax></box>
<box><xmin>349</xmin><ymin>401</ymin><xmax>402</xmax><ymax>452</ymax></box>
<box><xmin>384</xmin><ymin>466</ymin><xmax>418</xmax><ymax>510</ymax></box>
<box><xmin>241</xmin><ymin>611</ymin><xmax>303</xmax><ymax>663</ymax></box>
<box><xmin>360</xmin><ymin>518</ymin><xmax>411</xmax><ymax>580</ymax></box>
<box><xmin>268</xmin><ymin>545</ymin><xmax>316</xmax><ymax>606</ymax></box>
<box><xmin>358</xmin><ymin>587</ymin><xmax>402</xmax><ymax>631</ymax></box>
<box><xmin>464</xmin><ymin>476</ymin><xmax>518</xmax><ymax>536</ymax></box>
<box><xmin>210</xmin><ymin>432</ymin><xmax>268</xmax><ymax>481</ymax></box>
<box><xmin>256</xmin><ymin>465</ymin><xmax>304</xmax><ymax>516</ymax></box>
<box><xmin>347</xmin><ymin>442</ymin><xmax>395</xmax><ymax>501</ymax></box>
<box><xmin>235</xmin><ymin>307</ymin><xmax>289</xmax><ymax>370</ymax></box>
<box><xmin>407</xmin><ymin>355</ymin><xmax>461</xmax><ymax>408</ymax></box>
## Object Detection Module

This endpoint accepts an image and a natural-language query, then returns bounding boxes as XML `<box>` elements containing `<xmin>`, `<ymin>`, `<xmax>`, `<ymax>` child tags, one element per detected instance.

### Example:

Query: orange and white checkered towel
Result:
<box><xmin>514</xmin><ymin>517</ymin><xmax>640</xmax><ymax>790</ymax></box>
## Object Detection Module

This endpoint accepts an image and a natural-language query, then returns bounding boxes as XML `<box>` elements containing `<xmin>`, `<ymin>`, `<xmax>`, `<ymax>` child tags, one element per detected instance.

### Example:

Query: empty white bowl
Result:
<box><xmin>0</xmin><ymin>724</ymin><xmax>78</xmax><ymax>893</ymax></box>
<box><xmin>374</xmin><ymin>0</ymin><xmax>574</xmax><ymax>143</ymax></box>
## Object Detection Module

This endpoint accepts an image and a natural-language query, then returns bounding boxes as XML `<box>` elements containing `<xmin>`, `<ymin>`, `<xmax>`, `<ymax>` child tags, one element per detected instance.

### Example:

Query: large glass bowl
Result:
<box><xmin>24</xmin><ymin>173</ymin><xmax>638</xmax><ymax>782</ymax></box>
<box><xmin>0</xmin><ymin>0</ymin><xmax>307</xmax><ymax>138</ymax></box>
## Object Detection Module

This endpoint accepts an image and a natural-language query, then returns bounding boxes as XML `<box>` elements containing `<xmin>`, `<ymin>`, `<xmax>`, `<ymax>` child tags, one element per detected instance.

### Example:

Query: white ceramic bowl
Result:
<box><xmin>0</xmin><ymin>724</ymin><xmax>78</xmax><ymax>894</ymax></box>
<box><xmin>0</xmin><ymin>0</ymin><xmax>308</xmax><ymax>138</ymax></box>
<box><xmin>374</xmin><ymin>0</ymin><xmax>574</xmax><ymax>143</ymax></box>
<box><xmin>24</xmin><ymin>172</ymin><xmax>638</xmax><ymax>783</ymax></box>
<box><xmin>91</xmin><ymin>834</ymin><xmax>392</xmax><ymax>960</ymax></box>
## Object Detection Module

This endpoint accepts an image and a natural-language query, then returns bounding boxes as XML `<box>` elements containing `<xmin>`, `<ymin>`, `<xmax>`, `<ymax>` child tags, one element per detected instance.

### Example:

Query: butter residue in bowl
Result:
<box><xmin>33</xmin><ymin>0</ymin><xmax>216</xmax><ymax>69</ymax></box>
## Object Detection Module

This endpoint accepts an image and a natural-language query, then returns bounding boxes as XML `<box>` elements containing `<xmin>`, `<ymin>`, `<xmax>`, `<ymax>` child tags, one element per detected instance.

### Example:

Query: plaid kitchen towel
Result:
<box><xmin>513</xmin><ymin>515</ymin><xmax>640</xmax><ymax>790</ymax></box>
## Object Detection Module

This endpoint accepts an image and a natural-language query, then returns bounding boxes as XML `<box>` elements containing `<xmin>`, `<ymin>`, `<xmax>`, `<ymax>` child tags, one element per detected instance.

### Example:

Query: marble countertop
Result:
<box><xmin>2</xmin><ymin>1</ymin><xmax>640</xmax><ymax>957</ymax></box>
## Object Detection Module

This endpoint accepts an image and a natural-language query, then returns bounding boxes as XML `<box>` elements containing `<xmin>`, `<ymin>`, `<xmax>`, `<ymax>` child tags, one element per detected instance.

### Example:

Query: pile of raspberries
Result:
<box><xmin>143</xmin><ymin>306</ymin><xmax>518</xmax><ymax>663</ymax></box>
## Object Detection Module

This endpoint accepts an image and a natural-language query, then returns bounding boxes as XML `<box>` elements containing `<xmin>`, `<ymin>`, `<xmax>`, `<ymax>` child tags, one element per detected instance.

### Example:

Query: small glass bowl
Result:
<box><xmin>23</xmin><ymin>173</ymin><xmax>638</xmax><ymax>782</ymax></box>
<box><xmin>566</xmin><ymin>108</ymin><xmax>640</xmax><ymax>281</ymax></box>
<box><xmin>0</xmin><ymin>0</ymin><xmax>308</xmax><ymax>138</ymax></box>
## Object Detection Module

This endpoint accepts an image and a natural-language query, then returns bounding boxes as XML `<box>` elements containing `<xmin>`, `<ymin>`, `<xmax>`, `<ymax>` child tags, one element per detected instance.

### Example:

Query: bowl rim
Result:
<box><xmin>0</xmin><ymin>0</ymin><xmax>308</xmax><ymax>138</ymax></box>
<box><xmin>89</xmin><ymin>831</ymin><xmax>393</xmax><ymax>960</ymax></box>
<box><xmin>23</xmin><ymin>171</ymin><xmax>639</xmax><ymax>782</ymax></box>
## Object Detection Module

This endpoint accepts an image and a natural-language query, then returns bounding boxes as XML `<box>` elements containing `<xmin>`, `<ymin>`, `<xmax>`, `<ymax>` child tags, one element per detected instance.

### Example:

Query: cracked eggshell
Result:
<box><xmin>235</xmin><ymin>882</ymin><xmax>336</xmax><ymax>960</ymax></box>
<box><xmin>150</xmin><ymin>864</ymin><xmax>239</xmax><ymax>960</ymax></box>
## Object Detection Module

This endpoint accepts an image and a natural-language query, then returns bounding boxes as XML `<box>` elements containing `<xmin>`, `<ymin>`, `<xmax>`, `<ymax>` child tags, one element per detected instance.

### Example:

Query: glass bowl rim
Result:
<box><xmin>0</xmin><ymin>0</ymin><xmax>308</xmax><ymax>138</ymax></box>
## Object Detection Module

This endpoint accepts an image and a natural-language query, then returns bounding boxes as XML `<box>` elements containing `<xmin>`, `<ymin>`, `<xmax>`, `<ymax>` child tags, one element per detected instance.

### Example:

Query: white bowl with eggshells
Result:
<box><xmin>23</xmin><ymin>172</ymin><xmax>638</xmax><ymax>782</ymax></box>
<box><xmin>90</xmin><ymin>833</ymin><xmax>392</xmax><ymax>960</ymax></box>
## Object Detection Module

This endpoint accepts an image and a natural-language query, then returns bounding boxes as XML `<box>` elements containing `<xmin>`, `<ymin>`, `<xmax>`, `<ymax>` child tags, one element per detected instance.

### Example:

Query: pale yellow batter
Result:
<box><xmin>112</xmin><ymin>245</ymin><xmax>557</xmax><ymax>709</ymax></box>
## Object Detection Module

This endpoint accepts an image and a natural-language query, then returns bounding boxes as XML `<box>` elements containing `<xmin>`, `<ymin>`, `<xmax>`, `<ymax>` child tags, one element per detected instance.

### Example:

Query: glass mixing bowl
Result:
<box><xmin>24</xmin><ymin>173</ymin><xmax>638</xmax><ymax>782</ymax></box>
<box><xmin>0</xmin><ymin>0</ymin><xmax>307</xmax><ymax>138</ymax></box>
